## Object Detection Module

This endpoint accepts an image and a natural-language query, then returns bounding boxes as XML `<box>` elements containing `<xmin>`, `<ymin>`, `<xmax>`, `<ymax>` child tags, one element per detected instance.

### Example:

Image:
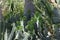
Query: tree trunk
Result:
<box><xmin>24</xmin><ymin>0</ymin><xmax>35</xmax><ymax>27</ymax></box>
<box><xmin>0</xmin><ymin>3</ymin><xmax>2</xmax><ymax>40</ymax></box>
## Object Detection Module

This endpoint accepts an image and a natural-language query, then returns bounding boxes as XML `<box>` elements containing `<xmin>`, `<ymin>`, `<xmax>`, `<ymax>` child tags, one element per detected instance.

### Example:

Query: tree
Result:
<box><xmin>0</xmin><ymin>1</ymin><xmax>3</xmax><ymax>40</ymax></box>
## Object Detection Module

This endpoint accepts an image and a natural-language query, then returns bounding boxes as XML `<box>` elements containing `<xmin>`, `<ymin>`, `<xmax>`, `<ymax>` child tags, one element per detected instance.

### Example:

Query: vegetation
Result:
<box><xmin>0</xmin><ymin>0</ymin><xmax>60</xmax><ymax>40</ymax></box>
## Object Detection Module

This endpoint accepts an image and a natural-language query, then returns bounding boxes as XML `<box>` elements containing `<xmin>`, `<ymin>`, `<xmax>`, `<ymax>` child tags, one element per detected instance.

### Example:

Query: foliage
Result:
<box><xmin>1</xmin><ymin>0</ymin><xmax>60</xmax><ymax>40</ymax></box>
